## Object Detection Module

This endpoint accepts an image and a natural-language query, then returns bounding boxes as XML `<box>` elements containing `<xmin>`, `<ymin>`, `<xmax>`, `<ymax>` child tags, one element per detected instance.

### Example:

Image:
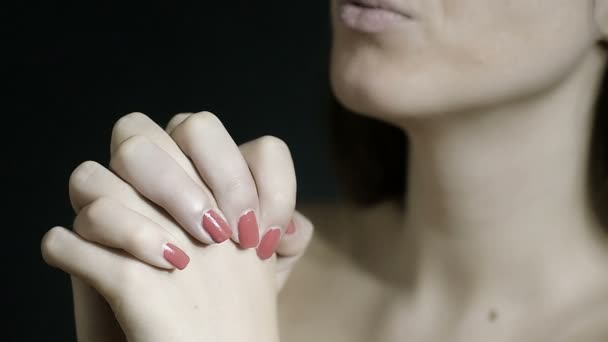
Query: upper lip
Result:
<box><xmin>347</xmin><ymin>0</ymin><xmax>414</xmax><ymax>19</ymax></box>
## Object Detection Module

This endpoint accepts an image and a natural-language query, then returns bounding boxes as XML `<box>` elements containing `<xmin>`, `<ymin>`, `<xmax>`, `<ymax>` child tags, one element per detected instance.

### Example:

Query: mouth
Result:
<box><xmin>345</xmin><ymin>0</ymin><xmax>413</xmax><ymax>19</ymax></box>
<box><xmin>338</xmin><ymin>0</ymin><xmax>413</xmax><ymax>33</ymax></box>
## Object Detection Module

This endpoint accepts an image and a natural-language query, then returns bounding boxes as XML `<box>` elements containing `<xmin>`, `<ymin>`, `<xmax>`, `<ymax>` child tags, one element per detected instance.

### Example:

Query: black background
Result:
<box><xmin>10</xmin><ymin>2</ymin><xmax>336</xmax><ymax>340</ymax></box>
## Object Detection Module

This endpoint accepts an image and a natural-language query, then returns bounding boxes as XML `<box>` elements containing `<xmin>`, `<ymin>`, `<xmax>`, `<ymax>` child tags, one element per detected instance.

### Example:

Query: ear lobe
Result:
<box><xmin>595</xmin><ymin>0</ymin><xmax>608</xmax><ymax>38</ymax></box>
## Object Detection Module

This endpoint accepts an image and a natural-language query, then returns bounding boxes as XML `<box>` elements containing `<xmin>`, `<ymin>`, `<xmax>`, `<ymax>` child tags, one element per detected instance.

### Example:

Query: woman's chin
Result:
<box><xmin>330</xmin><ymin>66</ymin><xmax>455</xmax><ymax>120</ymax></box>
<box><xmin>331</xmin><ymin>81</ymin><xmax>449</xmax><ymax>122</ymax></box>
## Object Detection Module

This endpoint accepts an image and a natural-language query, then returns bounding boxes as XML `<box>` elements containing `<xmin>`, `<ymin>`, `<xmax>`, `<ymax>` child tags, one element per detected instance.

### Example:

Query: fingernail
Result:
<box><xmin>286</xmin><ymin>220</ymin><xmax>296</xmax><ymax>235</ymax></box>
<box><xmin>202</xmin><ymin>210</ymin><xmax>232</xmax><ymax>243</ymax></box>
<box><xmin>238</xmin><ymin>210</ymin><xmax>259</xmax><ymax>248</ymax></box>
<box><xmin>163</xmin><ymin>243</ymin><xmax>190</xmax><ymax>270</ymax></box>
<box><xmin>257</xmin><ymin>228</ymin><xmax>281</xmax><ymax>260</ymax></box>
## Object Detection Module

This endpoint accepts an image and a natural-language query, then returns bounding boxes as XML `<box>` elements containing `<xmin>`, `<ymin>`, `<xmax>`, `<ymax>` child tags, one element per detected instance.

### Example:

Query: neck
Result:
<box><xmin>394</xmin><ymin>48</ymin><xmax>608</xmax><ymax>305</ymax></box>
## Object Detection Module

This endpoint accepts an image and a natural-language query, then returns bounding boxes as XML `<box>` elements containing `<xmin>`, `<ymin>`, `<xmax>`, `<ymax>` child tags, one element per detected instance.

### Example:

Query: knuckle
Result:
<box><xmin>266</xmin><ymin>190</ymin><xmax>296</xmax><ymax>209</ymax></box>
<box><xmin>263</xmin><ymin>177</ymin><xmax>297</xmax><ymax>200</ymax></box>
<box><xmin>220</xmin><ymin>175</ymin><xmax>251</xmax><ymax>194</ymax></box>
<box><xmin>216</xmin><ymin>175</ymin><xmax>258</xmax><ymax>207</ymax></box>
<box><xmin>111</xmin><ymin>112</ymin><xmax>148</xmax><ymax>139</ymax></box>
<box><xmin>69</xmin><ymin>161</ymin><xmax>102</xmax><ymax>192</ymax></box>
<box><xmin>111</xmin><ymin>135</ymin><xmax>150</xmax><ymax>165</ymax></box>
<box><xmin>124</xmin><ymin>225</ymin><xmax>155</xmax><ymax>252</ymax></box>
<box><xmin>215</xmin><ymin>179</ymin><xmax>258</xmax><ymax>211</ymax></box>
<box><xmin>87</xmin><ymin>197</ymin><xmax>113</xmax><ymax>216</ymax></box>
<box><xmin>77</xmin><ymin>197</ymin><xmax>113</xmax><ymax>232</ymax></box>
<box><xmin>256</xmin><ymin>135</ymin><xmax>290</xmax><ymax>155</ymax></box>
<box><xmin>177</xmin><ymin>111</ymin><xmax>222</xmax><ymax>139</ymax></box>
<box><xmin>41</xmin><ymin>227</ymin><xmax>67</xmax><ymax>266</ymax></box>
<box><xmin>189</xmin><ymin>111</ymin><xmax>221</xmax><ymax>127</ymax></box>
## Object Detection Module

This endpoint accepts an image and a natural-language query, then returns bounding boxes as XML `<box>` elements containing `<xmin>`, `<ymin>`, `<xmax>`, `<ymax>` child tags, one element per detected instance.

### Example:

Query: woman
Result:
<box><xmin>42</xmin><ymin>0</ymin><xmax>608</xmax><ymax>341</ymax></box>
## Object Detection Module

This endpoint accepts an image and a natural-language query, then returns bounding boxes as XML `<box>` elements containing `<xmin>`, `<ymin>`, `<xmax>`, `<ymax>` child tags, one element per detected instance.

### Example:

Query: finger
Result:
<box><xmin>165</xmin><ymin>113</ymin><xmax>193</xmax><ymax>134</ymax></box>
<box><xmin>239</xmin><ymin>136</ymin><xmax>297</xmax><ymax>259</ymax></box>
<box><xmin>69</xmin><ymin>160</ymin><xmax>193</xmax><ymax>248</ymax></box>
<box><xmin>275</xmin><ymin>212</ymin><xmax>314</xmax><ymax>289</ymax></box>
<box><xmin>110</xmin><ymin>112</ymin><xmax>207</xmax><ymax>189</ymax></box>
<box><xmin>41</xmin><ymin>226</ymin><xmax>124</xmax><ymax>296</ymax></box>
<box><xmin>276</xmin><ymin>212</ymin><xmax>314</xmax><ymax>258</ymax></box>
<box><xmin>74</xmin><ymin>197</ymin><xmax>190</xmax><ymax>270</ymax></box>
<box><xmin>110</xmin><ymin>135</ymin><xmax>232</xmax><ymax>245</ymax></box>
<box><xmin>109</xmin><ymin>112</ymin><xmax>224</xmax><ymax>244</ymax></box>
<box><xmin>69</xmin><ymin>160</ymin><xmax>145</xmax><ymax>213</ymax></box>
<box><xmin>69</xmin><ymin>160</ymin><xmax>195</xmax><ymax>258</ymax></box>
<box><xmin>170</xmin><ymin>112</ymin><xmax>261</xmax><ymax>249</ymax></box>
<box><xmin>70</xmin><ymin>161</ymin><xmax>163</xmax><ymax>221</ymax></box>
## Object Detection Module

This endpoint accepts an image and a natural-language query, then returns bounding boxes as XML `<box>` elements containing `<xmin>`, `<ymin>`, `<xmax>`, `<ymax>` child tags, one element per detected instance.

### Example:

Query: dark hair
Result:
<box><xmin>330</xmin><ymin>67</ymin><xmax>608</xmax><ymax>226</ymax></box>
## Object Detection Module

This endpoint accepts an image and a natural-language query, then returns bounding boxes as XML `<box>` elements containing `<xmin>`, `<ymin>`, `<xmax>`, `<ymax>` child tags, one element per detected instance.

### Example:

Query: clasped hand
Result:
<box><xmin>41</xmin><ymin>112</ymin><xmax>314</xmax><ymax>342</ymax></box>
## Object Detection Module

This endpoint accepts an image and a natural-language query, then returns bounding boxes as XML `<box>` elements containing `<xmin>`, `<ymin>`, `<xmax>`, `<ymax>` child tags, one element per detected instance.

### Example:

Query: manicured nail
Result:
<box><xmin>286</xmin><ymin>220</ymin><xmax>296</xmax><ymax>235</ymax></box>
<box><xmin>238</xmin><ymin>210</ymin><xmax>259</xmax><ymax>248</ymax></box>
<box><xmin>257</xmin><ymin>228</ymin><xmax>281</xmax><ymax>260</ymax></box>
<box><xmin>163</xmin><ymin>243</ymin><xmax>190</xmax><ymax>270</ymax></box>
<box><xmin>202</xmin><ymin>210</ymin><xmax>232</xmax><ymax>243</ymax></box>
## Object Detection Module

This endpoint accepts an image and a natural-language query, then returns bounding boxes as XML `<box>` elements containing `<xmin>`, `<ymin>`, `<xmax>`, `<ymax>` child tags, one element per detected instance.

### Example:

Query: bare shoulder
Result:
<box><xmin>277</xmin><ymin>201</ymin><xmax>397</xmax><ymax>342</ymax></box>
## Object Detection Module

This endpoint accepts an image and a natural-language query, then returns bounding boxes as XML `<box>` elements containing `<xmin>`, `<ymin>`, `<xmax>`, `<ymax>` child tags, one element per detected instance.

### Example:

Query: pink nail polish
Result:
<box><xmin>257</xmin><ymin>228</ymin><xmax>281</xmax><ymax>260</ymax></box>
<box><xmin>238</xmin><ymin>211</ymin><xmax>259</xmax><ymax>249</ymax></box>
<box><xmin>202</xmin><ymin>210</ymin><xmax>232</xmax><ymax>243</ymax></box>
<box><xmin>286</xmin><ymin>220</ymin><xmax>296</xmax><ymax>235</ymax></box>
<box><xmin>163</xmin><ymin>243</ymin><xmax>190</xmax><ymax>270</ymax></box>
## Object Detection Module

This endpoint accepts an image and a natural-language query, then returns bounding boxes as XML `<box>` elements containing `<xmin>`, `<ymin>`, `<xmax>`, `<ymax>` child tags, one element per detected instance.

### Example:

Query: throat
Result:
<box><xmin>384</xmin><ymin>46</ymin><xmax>606</xmax><ymax>301</ymax></box>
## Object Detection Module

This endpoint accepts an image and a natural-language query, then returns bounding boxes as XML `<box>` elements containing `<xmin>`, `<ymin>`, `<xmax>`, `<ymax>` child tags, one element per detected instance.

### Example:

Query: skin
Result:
<box><xmin>42</xmin><ymin>112</ymin><xmax>314</xmax><ymax>341</ymax></box>
<box><xmin>283</xmin><ymin>0</ymin><xmax>608</xmax><ymax>341</ymax></box>
<box><xmin>42</xmin><ymin>0</ymin><xmax>608</xmax><ymax>341</ymax></box>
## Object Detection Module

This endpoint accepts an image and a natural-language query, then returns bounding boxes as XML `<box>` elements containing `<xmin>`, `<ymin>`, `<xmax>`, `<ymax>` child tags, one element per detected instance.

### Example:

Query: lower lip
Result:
<box><xmin>339</xmin><ymin>2</ymin><xmax>410</xmax><ymax>33</ymax></box>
